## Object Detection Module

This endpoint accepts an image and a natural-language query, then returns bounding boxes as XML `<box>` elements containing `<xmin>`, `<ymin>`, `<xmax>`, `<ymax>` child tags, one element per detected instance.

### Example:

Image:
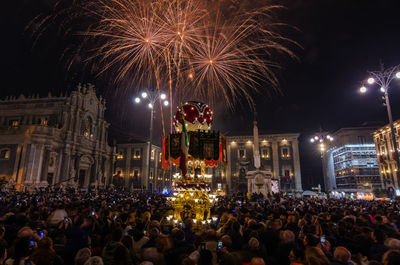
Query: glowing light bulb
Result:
<box><xmin>367</xmin><ymin>77</ymin><xmax>375</xmax><ymax>84</ymax></box>
<box><xmin>360</xmin><ymin>86</ymin><xmax>367</xmax><ymax>93</ymax></box>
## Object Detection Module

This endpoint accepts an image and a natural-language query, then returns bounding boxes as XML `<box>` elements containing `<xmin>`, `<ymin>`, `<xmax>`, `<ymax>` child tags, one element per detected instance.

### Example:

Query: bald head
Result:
<box><xmin>251</xmin><ymin>257</ymin><xmax>265</xmax><ymax>265</ymax></box>
<box><xmin>334</xmin><ymin>247</ymin><xmax>351</xmax><ymax>263</ymax></box>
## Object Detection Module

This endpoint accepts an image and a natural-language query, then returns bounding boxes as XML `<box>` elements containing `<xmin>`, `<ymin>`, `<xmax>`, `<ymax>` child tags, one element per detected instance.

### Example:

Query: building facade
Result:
<box><xmin>225</xmin><ymin>133</ymin><xmax>302</xmax><ymax>194</ymax></box>
<box><xmin>115</xmin><ymin>142</ymin><xmax>169</xmax><ymax>192</ymax></box>
<box><xmin>324</xmin><ymin>126</ymin><xmax>380</xmax><ymax>195</ymax></box>
<box><xmin>0</xmin><ymin>84</ymin><xmax>113</xmax><ymax>190</ymax></box>
<box><xmin>373</xmin><ymin>120</ymin><xmax>400</xmax><ymax>189</ymax></box>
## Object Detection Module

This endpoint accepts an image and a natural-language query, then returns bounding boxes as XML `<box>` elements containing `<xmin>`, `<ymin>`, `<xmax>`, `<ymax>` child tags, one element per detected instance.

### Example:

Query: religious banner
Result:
<box><xmin>161</xmin><ymin>136</ymin><xmax>170</xmax><ymax>169</ymax></box>
<box><xmin>220</xmin><ymin>135</ymin><xmax>227</xmax><ymax>166</ymax></box>
<box><xmin>170</xmin><ymin>133</ymin><xmax>181</xmax><ymax>159</ymax></box>
<box><xmin>188</xmin><ymin>131</ymin><xmax>200</xmax><ymax>158</ymax></box>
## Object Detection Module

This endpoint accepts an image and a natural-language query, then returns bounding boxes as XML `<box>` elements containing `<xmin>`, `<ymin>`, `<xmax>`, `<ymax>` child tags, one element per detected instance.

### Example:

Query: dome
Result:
<box><xmin>174</xmin><ymin>101</ymin><xmax>213</xmax><ymax>132</ymax></box>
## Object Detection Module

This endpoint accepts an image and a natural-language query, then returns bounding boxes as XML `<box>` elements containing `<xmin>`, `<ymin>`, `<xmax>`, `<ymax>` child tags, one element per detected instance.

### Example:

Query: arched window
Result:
<box><xmin>0</xmin><ymin>149</ymin><xmax>10</xmax><ymax>159</ymax></box>
<box><xmin>81</xmin><ymin>116</ymin><xmax>92</xmax><ymax>138</ymax></box>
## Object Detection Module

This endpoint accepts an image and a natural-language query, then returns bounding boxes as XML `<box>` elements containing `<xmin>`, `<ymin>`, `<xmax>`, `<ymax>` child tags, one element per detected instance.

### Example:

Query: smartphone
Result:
<box><xmin>64</xmin><ymin>217</ymin><xmax>69</xmax><ymax>223</ymax></box>
<box><xmin>91</xmin><ymin>211</ymin><xmax>95</xmax><ymax>216</ymax></box>
<box><xmin>200</xmin><ymin>242</ymin><xmax>206</xmax><ymax>250</ymax></box>
<box><xmin>179</xmin><ymin>222</ymin><xmax>183</xmax><ymax>227</ymax></box>
<box><xmin>232</xmin><ymin>210</ymin><xmax>236</xmax><ymax>213</ymax></box>
<box><xmin>320</xmin><ymin>236</ymin><xmax>326</xmax><ymax>244</ymax></box>
<box><xmin>29</xmin><ymin>240</ymin><xmax>35</xmax><ymax>247</ymax></box>
<box><xmin>39</xmin><ymin>231</ymin><xmax>44</xmax><ymax>239</ymax></box>
<box><xmin>217</xmin><ymin>240</ymin><xmax>223</xmax><ymax>250</ymax></box>
<box><xmin>125</xmin><ymin>231</ymin><xmax>129</xmax><ymax>236</ymax></box>
<box><xmin>114</xmin><ymin>215</ymin><xmax>117</xmax><ymax>220</ymax></box>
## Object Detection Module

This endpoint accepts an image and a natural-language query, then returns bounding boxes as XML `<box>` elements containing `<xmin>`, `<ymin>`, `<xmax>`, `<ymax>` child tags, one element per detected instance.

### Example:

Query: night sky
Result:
<box><xmin>2</xmin><ymin>0</ymin><xmax>400</xmax><ymax>190</ymax></box>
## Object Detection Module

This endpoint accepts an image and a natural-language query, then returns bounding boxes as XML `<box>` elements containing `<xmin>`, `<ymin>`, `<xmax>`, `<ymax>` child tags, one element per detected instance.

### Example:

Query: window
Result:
<box><xmin>9</xmin><ymin>120</ymin><xmax>19</xmax><ymax>127</ymax></box>
<box><xmin>133</xmin><ymin>149</ymin><xmax>141</xmax><ymax>159</ymax></box>
<box><xmin>0</xmin><ymin>149</ymin><xmax>10</xmax><ymax>159</ymax></box>
<box><xmin>130</xmin><ymin>169</ymin><xmax>140</xmax><ymax>177</ymax></box>
<box><xmin>41</xmin><ymin>118</ymin><xmax>48</xmax><ymax>126</ymax></box>
<box><xmin>281</xmin><ymin>147</ymin><xmax>290</xmax><ymax>158</ymax></box>
<box><xmin>238</xmin><ymin>149</ymin><xmax>246</xmax><ymax>159</ymax></box>
<box><xmin>261</xmin><ymin>148</ymin><xmax>270</xmax><ymax>159</ymax></box>
<box><xmin>151</xmin><ymin>149</ymin><xmax>155</xmax><ymax>160</ymax></box>
<box><xmin>116</xmin><ymin>151</ymin><xmax>124</xmax><ymax>160</ymax></box>
<box><xmin>81</xmin><ymin>116</ymin><xmax>92</xmax><ymax>139</ymax></box>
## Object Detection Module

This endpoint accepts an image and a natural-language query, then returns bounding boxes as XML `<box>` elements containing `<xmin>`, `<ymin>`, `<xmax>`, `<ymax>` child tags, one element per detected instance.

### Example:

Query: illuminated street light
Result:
<box><xmin>359</xmin><ymin>64</ymin><xmax>400</xmax><ymax>188</ymax></box>
<box><xmin>360</xmin><ymin>86</ymin><xmax>367</xmax><ymax>93</ymax></box>
<box><xmin>310</xmin><ymin>130</ymin><xmax>334</xmax><ymax>193</ymax></box>
<box><xmin>134</xmin><ymin>89</ymin><xmax>169</xmax><ymax>192</ymax></box>
<box><xmin>367</xmin><ymin>77</ymin><xmax>375</xmax><ymax>84</ymax></box>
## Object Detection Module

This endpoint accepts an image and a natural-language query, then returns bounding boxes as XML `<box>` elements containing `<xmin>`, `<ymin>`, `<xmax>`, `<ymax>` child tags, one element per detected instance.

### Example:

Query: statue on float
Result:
<box><xmin>161</xmin><ymin>101</ymin><xmax>227</xmax><ymax>228</ymax></box>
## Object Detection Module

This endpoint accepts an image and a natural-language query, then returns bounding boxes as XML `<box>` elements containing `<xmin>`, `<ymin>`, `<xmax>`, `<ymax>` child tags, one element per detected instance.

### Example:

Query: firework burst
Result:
<box><xmin>28</xmin><ymin>0</ymin><xmax>296</xmax><ymax>112</ymax></box>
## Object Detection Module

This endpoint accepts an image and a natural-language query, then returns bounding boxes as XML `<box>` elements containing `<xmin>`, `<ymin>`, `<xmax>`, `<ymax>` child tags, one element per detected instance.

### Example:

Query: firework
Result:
<box><xmin>28</xmin><ymin>0</ymin><xmax>296</xmax><ymax>111</ymax></box>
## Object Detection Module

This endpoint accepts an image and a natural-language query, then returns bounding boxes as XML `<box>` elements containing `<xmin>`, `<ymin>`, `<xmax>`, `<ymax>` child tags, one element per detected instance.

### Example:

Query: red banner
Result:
<box><xmin>161</xmin><ymin>137</ymin><xmax>170</xmax><ymax>169</ymax></box>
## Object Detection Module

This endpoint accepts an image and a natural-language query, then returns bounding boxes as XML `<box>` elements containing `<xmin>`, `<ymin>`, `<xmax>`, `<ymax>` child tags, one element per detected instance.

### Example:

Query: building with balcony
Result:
<box><xmin>373</xmin><ymin>120</ymin><xmax>400</xmax><ymax>189</ymax></box>
<box><xmin>115</xmin><ymin>141</ymin><xmax>168</xmax><ymax>192</ymax></box>
<box><xmin>0</xmin><ymin>83</ymin><xmax>113</xmax><ymax>190</ymax></box>
<box><xmin>324</xmin><ymin>126</ymin><xmax>380</xmax><ymax>195</ymax></box>
<box><xmin>225</xmin><ymin>132</ymin><xmax>302</xmax><ymax>194</ymax></box>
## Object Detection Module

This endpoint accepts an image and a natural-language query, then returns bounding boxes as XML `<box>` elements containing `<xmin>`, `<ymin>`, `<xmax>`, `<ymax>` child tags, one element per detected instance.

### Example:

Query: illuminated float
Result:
<box><xmin>161</xmin><ymin>101</ymin><xmax>227</xmax><ymax>227</ymax></box>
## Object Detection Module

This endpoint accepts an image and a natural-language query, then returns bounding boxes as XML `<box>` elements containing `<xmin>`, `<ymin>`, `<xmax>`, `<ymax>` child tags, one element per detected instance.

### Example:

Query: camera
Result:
<box><xmin>200</xmin><ymin>242</ymin><xmax>206</xmax><ymax>250</ymax></box>
<box><xmin>217</xmin><ymin>240</ymin><xmax>223</xmax><ymax>250</ymax></box>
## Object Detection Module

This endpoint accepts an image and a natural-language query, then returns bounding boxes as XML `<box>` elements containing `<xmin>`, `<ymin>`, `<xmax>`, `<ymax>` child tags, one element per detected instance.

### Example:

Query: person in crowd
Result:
<box><xmin>289</xmin><ymin>247</ymin><xmax>305</xmax><ymax>265</ymax></box>
<box><xmin>381</xmin><ymin>250</ymin><xmax>400</xmax><ymax>265</ymax></box>
<box><xmin>0</xmin><ymin>241</ymin><xmax>7</xmax><ymax>265</ymax></box>
<box><xmin>30</xmin><ymin>237</ymin><xmax>63</xmax><ymax>265</ymax></box>
<box><xmin>84</xmin><ymin>257</ymin><xmax>104</xmax><ymax>265</ymax></box>
<box><xmin>0</xmin><ymin>189</ymin><xmax>400</xmax><ymax>265</ymax></box>
<box><xmin>74</xmin><ymin>248</ymin><xmax>92</xmax><ymax>265</ymax></box>
<box><xmin>5</xmin><ymin>237</ymin><xmax>32</xmax><ymax>265</ymax></box>
<box><xmin>330</xmin><ymin>246</ymin><xmax>352</xmax><ymax>265</ymax></box>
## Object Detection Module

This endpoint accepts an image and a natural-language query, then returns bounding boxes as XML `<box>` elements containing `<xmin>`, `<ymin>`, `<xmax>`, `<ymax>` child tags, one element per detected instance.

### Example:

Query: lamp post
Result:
<box><xmin>134</xmin><ymin>90</ymin><xmax>169</xmax><ymax>192</ymax></box>
<box><xmin>359</xmin><ymin>65</ymin><xmax>400</xmax><ymax>188</ymax></box>
<box><xmin>310</xmin><ymin>132</ymin><xmax>334</xmax><ymax>193</ymax></box>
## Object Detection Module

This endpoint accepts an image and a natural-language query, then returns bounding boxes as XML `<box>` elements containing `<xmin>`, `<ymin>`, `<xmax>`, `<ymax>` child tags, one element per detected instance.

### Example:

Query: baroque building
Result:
<box><xmin>0</xmin><ymin>84</ymin><xmax>113</xmax><ymax>190</ymax></box>
<box><xmin>115</xmin><ymin>141</ymin><xmax>167</xmax><ymax>192</ymax></box>
<box><xmin>225</xmin><ymin>132</ymin><xmax>302</xmax><ymax>194</ymax></box>
<box><xmin>373</xmin><ymin>120</ymin><xmax>400</xmax><ymax>190</ymax></box>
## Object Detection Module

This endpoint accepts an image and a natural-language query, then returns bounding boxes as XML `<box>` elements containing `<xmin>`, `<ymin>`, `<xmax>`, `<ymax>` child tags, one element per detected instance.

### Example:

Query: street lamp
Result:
<box><xmin>134</xmin><ymin>89</ymin><xmax>169</xmax><ymax>192</ymax></box>
<box><xmin>310</xmin><ymin>131</ymin><xmax>334</xmax><ymax>193</ymax></box>
<box><xmin>359</xmin><ymin>64</ymin><xmax>400</xmax><ymax>188</ymax></box>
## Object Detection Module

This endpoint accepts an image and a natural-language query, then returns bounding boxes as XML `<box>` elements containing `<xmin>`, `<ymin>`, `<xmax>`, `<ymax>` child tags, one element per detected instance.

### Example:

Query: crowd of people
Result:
<box><xmin>0</xmin><ymin>188</ymin><xmax>399</xmax><ymax>265</ymax></box>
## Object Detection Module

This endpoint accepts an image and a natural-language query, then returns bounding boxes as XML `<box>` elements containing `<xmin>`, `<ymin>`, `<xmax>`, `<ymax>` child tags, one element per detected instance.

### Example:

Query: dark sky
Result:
<box><xmin>2</xmin><ymin>0</ymin><xmax>400</xmax><ymax>189</ymax></box>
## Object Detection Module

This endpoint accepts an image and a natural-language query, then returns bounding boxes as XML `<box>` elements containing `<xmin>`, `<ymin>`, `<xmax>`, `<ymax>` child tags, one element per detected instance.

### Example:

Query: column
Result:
<box><xmin>12</xmin><ymin>145</ymin><xmax>23</xmax><ymax>183</ymax></box>
<box><xmin>16</xmin><ymin>144</ymin><xmax>28</xmax><ymax>190</ymax></box>
<box><xmin>272</xmin><ymin>141</ymin><xmax>279</xmax><ymax>179</ymax></box>
<box><xmin>55</xmin><ymin>152</ymin><xmax>63</xmax><ymax>185</ymax></box>
<box><xmin>292</xmin><ymin>138</ymin><xmax>303</xmax><ymax>191</ymax></box>
<box><xmin>36</xmin><ymin>145</ymin><xmax>45</xmax><ymax>186</ymax></box>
